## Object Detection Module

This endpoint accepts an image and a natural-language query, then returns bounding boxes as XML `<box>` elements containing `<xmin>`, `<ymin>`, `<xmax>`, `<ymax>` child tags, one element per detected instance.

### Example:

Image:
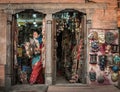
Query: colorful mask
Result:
<box><xmin>106</xmin><ymin>54</ymin><xmax>113</xmax><ymax>65</ymax></box>
<box><xmin>98</xmin><ymin>31</ymin><xmax>105</xmax><ymax>43</ymax></box>
<box><xmin>105</xmin><ymin>31</ymin><xmax>115</xmax><ymax>44</ymax></box>
<box><xmin>105</xmin><ymin>45</ymin><xmax>111</xmax><ymax>54</ymax></box>
<box><xmin>88</xmin><ymin>31</ymin><xmax>98</xmax><ymax>40</ymax></box>
<box><xmin>99</xmin><ymin>44</ymin><xmax>106</xmax><ymax>54</ymax></box>
<box><xmin>112</xmin><ymin>65</ymin><xmax>119</xmax><ymax>72</ymax></box>
<box><xmin>99</xmin><ymin>55</ymin><xmax>107</xmax><ymax>71</ymax></box>
<box><xmin>111</xmin><ymin>72</ymin><xmax>119</xmax><ymax>82</ymax></box>
<box><xmin>91</xmin><ymin>41</ymin><xmax>99</xmax><ymax>52</ymax></box>
<box><xmin>113</xmin><ymin>55</ymin><xmax>120</xmax><ymax>64</ymax></box>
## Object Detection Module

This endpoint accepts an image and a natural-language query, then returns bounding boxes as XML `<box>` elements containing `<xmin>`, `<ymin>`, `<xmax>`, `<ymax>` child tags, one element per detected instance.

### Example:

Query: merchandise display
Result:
<box><xmin>53</xmin><ymin>10</ymin><xmax>85</xmax><ymax>83</ymax></box>
<box><xmin>88</xmin><ymin>29</ymin><xmax>119</xmax><ymax>85</ymax></box>
<box><xmin>14</xmin><ymin>10</ymin><xmax>45</xmax><ymax>84</ymax></box>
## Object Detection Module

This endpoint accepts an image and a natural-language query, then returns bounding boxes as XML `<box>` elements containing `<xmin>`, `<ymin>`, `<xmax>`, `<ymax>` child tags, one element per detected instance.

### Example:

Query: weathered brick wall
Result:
<box><xmin>92</xmin><ymin>0</ymin><xmax>117</xmax><ymax>29</ymax></box>
<box><xmin>0</xmin><ymin>65</ymin><xmax>5</xmax><ymax>87</ymax></box>
<box><xmin>0</xmin><ymin>0</ymin><xmax>85</xmax><ymax>3</ymax></box>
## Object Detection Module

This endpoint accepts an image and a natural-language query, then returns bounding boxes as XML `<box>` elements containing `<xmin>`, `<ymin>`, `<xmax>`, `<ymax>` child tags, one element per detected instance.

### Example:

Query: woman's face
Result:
<box><xmin>33</xmin><ymin>32</ymin><xmax>39</xmax><ymax>38</ymax></box>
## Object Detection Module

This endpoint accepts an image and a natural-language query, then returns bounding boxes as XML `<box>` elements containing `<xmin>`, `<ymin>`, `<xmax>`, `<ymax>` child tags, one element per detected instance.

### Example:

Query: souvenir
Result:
<box><xmin>98</xmin><ymin>31</ymin><xmax>105</xmax><ymax>43</ymax></box>
<box><xmin>89</xmin><ymin>54</ymin><xmax>97</xmax><ymax>64</ymax></box>
<box><xmin>99</xmin><ymin>55</ymin><xmax>107</xmax><ymax>71</ymax></box>
<box><xmin>99</xmin><ymin>44</ymin><xmax>106</xmax><ymax>54</ymax></box>
<box><xmin>111</xmin><ymin>44</ymin><xmax>119</xmax><ymax>53</ymax></box>
<box><xmin>105</xmin><ymin>31</ymin><xmax>115</xmax><ymax>44</ymax></box>
<box><xmin>112</xmin><ymin>65</ymin><xmax>119</xmax><ymax>72</ymax></box>
<box><xmin>105</xmin><ymin>45</ymin><xmax>111</xmax><ymax>54</ymax></box>
<box><xmin>97</xmin><ymin>74</ymin><xmax>104</xmax><ymax>83</ymax></box>
<box><xmin>106</xmin><ymin>54</ymin><xmax>113</xmax><ymax>65</ymax></box>
<box><xmin>111</xmin><ymin>72</ymin><xmax>119</xmax><ymax>82</ymax></box>
<box><xmin>91</xmin><ymin>41</ymin><xmax>99</xmax><ymax>52</ymax></box>
<box><xmin>88</xmin><ymin>31</ymin><xmax>98</xmax><ymax>40</ymax></box>
<box><xmin>89</xmin><ymin>68</ymin><xmax>96</xmax><ymax>82</ymax></box>
<box><xmin>104</xmin><ymin>67</ymin><xmax>110</xmax><ymax>76</ymax></box>
<box><xmin>113</xmin><ymin>55</ymin><xmax>120</xmax><ymax>64</ymax></box>
<box><xmin>24</xmin><ymin>42</ymin><xmax>34</xmax><ymax>58</ymax></box>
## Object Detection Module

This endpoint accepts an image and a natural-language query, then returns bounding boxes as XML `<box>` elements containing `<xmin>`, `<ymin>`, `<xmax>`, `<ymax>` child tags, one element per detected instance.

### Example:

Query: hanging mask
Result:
<box><xmin>105</xmin><ymin>31</ymin><xmax>115</xmax><ymax>44</ymax></box>
<box><xmin>112</xmin><ymin>65</ymin><xmax>119</xmax><ymax>72</ymax></box>
<box><xmin>98</xmin><ymin>31</ymin><xmax>105</xmax><ymax>43</ymax></box>
<box><xmin>88</xmin><ymin>31</ymin><xmax>98</xmax><ymax>40</ymax></box>
<box><xmin>89</xmin><ymin>68</ymin><xmax>96</xmax><ymax>82</ymax></box>
<box><xmin>97</xmin><ymin>74</ymin><xmax>104</xmax><ymax>83</ymax></box>
<box><xmin>99</xmin><ymin>44</ymin><xmax>106</xmax><ymax>54</ymax></box>
<box><xmin>89</xmin><ymin>54</ymin><xmax>97</xmax><ymax>64</ymax></box>
<box><xmin>113</xmin><ymin>55</ymin><xmax>120</xmax><ymax>64</ymax></box>
<box><xmin>105</xmin><ymin>45</ymin><xmax>111</xmax><ymax>54</ymax></box>
<box><xmin>91</xmin><ymin>41</ymin><xmax>99</xmax><ymax>52</ymax></box>
<box><xmin>106</xmin><ymin>54</ymin><xmax>113</xmax><ymax>65</ymax></box>
<box><xmin>111</xmin><ymin>44</ymin><xmax>119</xmax><ymax>53</ymax></box>
<box><xmin>111</xmin><ymin>72</ymin><xmax>119</xmax><ymax>82</ymax></box>
<box><xmin>99</xmin><ymin>55</ymin><xmax>107</xmax><ymax>71</ymax></box>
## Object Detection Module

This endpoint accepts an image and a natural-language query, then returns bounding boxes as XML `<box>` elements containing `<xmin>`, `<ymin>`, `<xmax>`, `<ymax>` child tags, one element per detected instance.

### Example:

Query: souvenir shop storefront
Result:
<box><xmin>0</xmin><ymin>2</ymin><xmax>120</xmax><ymax>89</ymax></box>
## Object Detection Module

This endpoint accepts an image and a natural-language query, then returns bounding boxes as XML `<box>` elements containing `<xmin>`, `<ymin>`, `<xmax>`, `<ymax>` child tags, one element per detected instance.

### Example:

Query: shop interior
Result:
<box><xmin>13</xmin><ymin>9</ymin><xmax>45</xmax><ymax>84</ymax></box>
<box><xmin>53</xmin><ymin>9</ymin><xmax>86</xmax><ymax>84</ymax></box>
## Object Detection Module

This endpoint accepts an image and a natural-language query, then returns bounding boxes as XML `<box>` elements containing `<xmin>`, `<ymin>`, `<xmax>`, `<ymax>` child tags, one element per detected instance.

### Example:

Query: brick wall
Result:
<box><xmin>0</xmin><ymin>65</ymin><xmax>5</xmax><ymax>87</ymax></box>
<box><xmin>92</xmin><ymin>0</ymin><xmax>117</xmax><ymax>29</ymax></box>
<box><xmin>0</xmin><ymin>0</ymin><xmax>85</xmax><ymax>3</ymax></box>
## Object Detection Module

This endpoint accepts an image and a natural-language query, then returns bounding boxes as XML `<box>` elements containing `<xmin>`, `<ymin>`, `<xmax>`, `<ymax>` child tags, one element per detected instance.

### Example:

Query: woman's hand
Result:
<box><xmin>34</xmin><ymin>47</ymin><xmax>39</xmax><ymax>51</ymax></box>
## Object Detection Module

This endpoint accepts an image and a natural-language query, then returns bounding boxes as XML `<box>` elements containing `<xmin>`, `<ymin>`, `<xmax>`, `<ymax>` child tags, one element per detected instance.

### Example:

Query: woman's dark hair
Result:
<box><xmin>32</xmin><ymin>29</ymin><xmax>40</xmax><ymax>35</ymax></box>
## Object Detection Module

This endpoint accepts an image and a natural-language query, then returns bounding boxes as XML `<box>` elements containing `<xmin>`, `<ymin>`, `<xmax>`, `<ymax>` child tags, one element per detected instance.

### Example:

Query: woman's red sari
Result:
<box><xmin>29</xmin><ymin>58</ymin><xmax>44</xmax><ymax>84</ymax></box>
<box><xmin>29</xmin><ymin>44</ymin><xmax>44</xmax><ymax>84</ymax></box>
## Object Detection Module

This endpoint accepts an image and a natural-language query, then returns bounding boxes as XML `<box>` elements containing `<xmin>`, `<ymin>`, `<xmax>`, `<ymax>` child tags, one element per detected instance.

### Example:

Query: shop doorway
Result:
<box><xmin>12</xmin><ymin>9</ymin><xmax>46</xmax><ymax>85</ymax></box>
<box><xmin>52</xmin><ymin>9</ymin><xmax>86</xmax><ymax>84</ymax></box>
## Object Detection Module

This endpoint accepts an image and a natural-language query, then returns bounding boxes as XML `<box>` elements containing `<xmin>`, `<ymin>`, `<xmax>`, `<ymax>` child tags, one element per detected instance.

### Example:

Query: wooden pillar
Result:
<box><xmin>45</xmin><ymin>13</ymin><xmax>53</xmax><ymax>85</ymax></box>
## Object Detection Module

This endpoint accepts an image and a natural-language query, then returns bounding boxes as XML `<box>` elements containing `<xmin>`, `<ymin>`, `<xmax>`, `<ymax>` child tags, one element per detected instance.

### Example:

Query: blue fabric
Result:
<box><xmin>32</xmin><ymin>55</ymin><xmax>41</xmax><ymax>65</ymax></box>
<box><xmin>22</xmin><ymin>65</ymin><xmax>32</xmax><ymax>72</ymax></box>
<box><xmin>36</xmin><ymin>35</ymin><xmax>42</xmax><ymax>44</ymax></box>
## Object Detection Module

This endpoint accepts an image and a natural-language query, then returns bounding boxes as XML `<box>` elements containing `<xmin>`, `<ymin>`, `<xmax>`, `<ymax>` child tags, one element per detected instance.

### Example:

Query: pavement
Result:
<box><xmin>47</xmin><ymin>84</ymin><xmax>120</xmax><ymax>92</ymax></box>
<box><xmin>1</xmin><ymin>84</ymin><xmax>120</xmax><ymax>92</ymax></box>
<box><xmin>9</xmin><ymin>84</ymin><xmax>48</xmax><ymax>92</ymax></box>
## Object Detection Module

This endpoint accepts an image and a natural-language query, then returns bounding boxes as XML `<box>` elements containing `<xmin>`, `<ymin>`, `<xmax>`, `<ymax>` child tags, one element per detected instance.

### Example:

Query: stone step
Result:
<box><xmin>9</xmin><ymin>84</ymin><xmax>48</xmax><ymax>92</ymax></box>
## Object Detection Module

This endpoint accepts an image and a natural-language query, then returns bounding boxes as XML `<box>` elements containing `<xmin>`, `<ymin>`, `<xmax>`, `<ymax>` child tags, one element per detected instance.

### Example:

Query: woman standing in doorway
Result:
<box><xmin>29</xmin><ymin>30</ymin><xmax>44</xmax><ymax>84</ymax></box>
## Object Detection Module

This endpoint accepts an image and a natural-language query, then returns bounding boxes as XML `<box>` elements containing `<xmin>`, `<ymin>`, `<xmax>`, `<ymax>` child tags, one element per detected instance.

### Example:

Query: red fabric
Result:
<box><xmin>29</xmin><ymin>59</ymin><xmax>44</xmax><ymax>84</ymax></box>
